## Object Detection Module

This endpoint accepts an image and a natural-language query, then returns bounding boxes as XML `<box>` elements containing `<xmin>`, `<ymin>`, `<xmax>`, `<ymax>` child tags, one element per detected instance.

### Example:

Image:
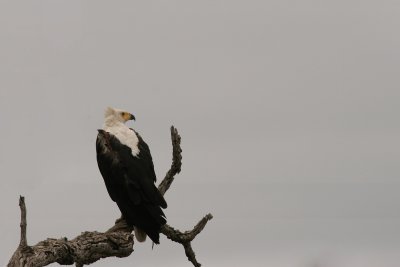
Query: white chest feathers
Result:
<box><xmin>103</xmin><ymin>123</ymin><xmax>140</xmax><ymax>157</ymax></box>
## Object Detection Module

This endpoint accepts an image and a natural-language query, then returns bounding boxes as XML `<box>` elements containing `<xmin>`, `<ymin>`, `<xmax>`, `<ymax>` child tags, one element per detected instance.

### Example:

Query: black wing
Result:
<box><xmin>96</xmin><ymin>129</ymin><xmax>167</xmax><ymax>243</ymax></box>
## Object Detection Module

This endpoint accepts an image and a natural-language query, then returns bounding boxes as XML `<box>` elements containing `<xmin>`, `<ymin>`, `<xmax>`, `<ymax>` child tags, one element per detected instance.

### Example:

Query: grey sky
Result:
<box><xmin>1</xmin><ymin>1</ymin><xmax>400</xmax><ymax>266</ymax></box>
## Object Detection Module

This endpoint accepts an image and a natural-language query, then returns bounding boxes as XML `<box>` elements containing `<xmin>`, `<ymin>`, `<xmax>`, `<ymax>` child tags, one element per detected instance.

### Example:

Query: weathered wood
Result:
<box><xmin>161</xmin><ymin>214</ymin><xmax>213</xmax><ymax>267</ymax></box>
<box><xmin>7</xmin><ymin>126</ymin><xmax>212</xmax><ymax>267</ymax></box>
<box><xmin>158</xmin><ymin>126</ymin><xmax>182</xmax><ymax>196</ymax></box>
<box><xmin>8</xmin><ymin>221</ymin><xmax>133</xmax><ymax>267</ymax></box>
<box><xmin>19</xmin><ymin>196</ymin><xmax>28</xmax><ymax>248</ymax></box>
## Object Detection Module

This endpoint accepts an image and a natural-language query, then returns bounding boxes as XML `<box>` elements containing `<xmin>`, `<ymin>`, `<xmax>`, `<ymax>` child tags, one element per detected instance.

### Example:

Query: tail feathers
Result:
<box><xmin>118</xmin><ymin>202</ymin><xmax>164</xmax><ymax>244</ymax></box>
<box><xmin>134</xmin><ymin>227</ymin><xmax>147</xmax><ymax>242</ymax></box>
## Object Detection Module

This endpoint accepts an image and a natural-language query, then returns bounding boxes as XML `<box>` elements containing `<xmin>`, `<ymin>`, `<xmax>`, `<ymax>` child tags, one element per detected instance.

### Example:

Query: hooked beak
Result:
<box><xmin>129</xmin><ymin>113</ymin><xmax>136</xmax><ymax>121</ymax></box>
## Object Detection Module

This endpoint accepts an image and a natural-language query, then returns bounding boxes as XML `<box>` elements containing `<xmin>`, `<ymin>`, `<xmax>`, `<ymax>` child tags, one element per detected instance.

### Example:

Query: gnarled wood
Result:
<box><xmin>161</xmin><ymin>213</ymin><xmax>213</xmax><ymax>267</ymax></box>
<box><xmin>158</xmin><ymin>126</ymin><xmax>182</xmax><ymax>196</ymax></box>
<box><xmin>7</xmin><ymin>126</ymin><xmax>212</xmax><ymax>267</ymax></box>
<box><xmin>8</xmin><ymin>227</ymin><xmax>133</xmax><ymax>267</ymax></box>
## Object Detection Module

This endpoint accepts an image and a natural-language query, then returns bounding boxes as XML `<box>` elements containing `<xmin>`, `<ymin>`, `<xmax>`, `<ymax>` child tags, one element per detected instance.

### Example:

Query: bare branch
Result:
<box><xmin>19</xmin><ymin>196</ymin><xmax>28</xmax><ymax>248</ymax></box>
<box><xmin>157</xmin><ymin>126</ymin><xmax>213</xmax><ymax>266</ymax></box>
<box><xmin>183</xmin><ymin>243</ymin><xmax>199</xmax><ymax>267</ymax></box>
<box><xmin>8</xmin><ymin>200</ymin><xmax>135</xmax><ymax>267</ymax></box>
<box><xmin>8</xmin><ymin>126</ymin><xmax>212</xmax><ymax>267</ymax></box>
<box><xmin>161</xmin><ymin>214</ymin><xmax>213</xmax><ymax>267</ymax></box>
<box><xmin>162</xmin><ymin>214</ymin><xmax>213</xmax><ymax>243</ymax></box>
<box><xmin>8</xmin><ymin>196</ymin><xmax>33</xmax><ymax>267</ymax></box>
<box><xmin>158</xmin><ymin>126</ymin><xmax>182</xmax><ymax>196</ymax></box>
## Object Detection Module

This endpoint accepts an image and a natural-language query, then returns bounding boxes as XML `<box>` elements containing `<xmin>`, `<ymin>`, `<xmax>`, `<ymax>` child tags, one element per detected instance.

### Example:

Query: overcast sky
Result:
<box><xmin>1</xmin><ymin>1</ymin><xmax>400</xmax><ymax>267</ymax></box>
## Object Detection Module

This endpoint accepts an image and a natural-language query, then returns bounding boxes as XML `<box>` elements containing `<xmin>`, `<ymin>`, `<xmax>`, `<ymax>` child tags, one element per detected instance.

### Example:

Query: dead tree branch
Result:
<box><xmin>18</xmin><ymin>196</ymin><xmax>28</xmax><ymax>248</ymax></box>
<box><xmin>7</xmin><ymin>198</ymin><xmax>134</xmax><ymax>267</ymax></box>
<box><xmin>7</xmin><ymin>126</ymin><xmax>212</xmax><ymax>267</ymax></box>
<box><xmin>158</xmin><ymin>126</ymin><xmax>182</xmax><ymax>195</ymax></box>
<box><xmin>161</xmin><ymin>213</ymin><xmax>213</xmax><ymax>267</ymax></box>
<box><xmin>158</xmin><ymin>126</ymin><xmax>212</xmax><ymax>267</ymax></box>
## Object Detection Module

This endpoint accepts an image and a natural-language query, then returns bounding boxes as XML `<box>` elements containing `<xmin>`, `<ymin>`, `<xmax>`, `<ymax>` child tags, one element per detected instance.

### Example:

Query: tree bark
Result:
<box><xmin>7</xmin><ymin>126</ymin><xmax>212</xmax><ymax>267</ymax></box>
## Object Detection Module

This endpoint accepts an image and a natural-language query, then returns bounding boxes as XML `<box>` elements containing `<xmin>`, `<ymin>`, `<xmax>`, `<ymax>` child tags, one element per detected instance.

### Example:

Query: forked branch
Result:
<box><xmin>161</xmin><ymin>213</ymin><xmax>213</xmax><ymax>267</ymax></box>
<box><xmin>7</xmin><ymin>126</ymin><xmax>212</xmax><ymax>267</ymax></box>
<box><xmin>158</xmin><ymin>126</ymin><xmax>212</xmax><ymax>267</ymax></box>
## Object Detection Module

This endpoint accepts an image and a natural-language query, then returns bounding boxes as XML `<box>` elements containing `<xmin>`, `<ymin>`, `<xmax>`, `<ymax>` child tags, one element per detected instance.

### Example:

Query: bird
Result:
<box><xmin>96</xmin><ymin>107</ymin><xmax>167</xmax><ymax>244</ymax></box>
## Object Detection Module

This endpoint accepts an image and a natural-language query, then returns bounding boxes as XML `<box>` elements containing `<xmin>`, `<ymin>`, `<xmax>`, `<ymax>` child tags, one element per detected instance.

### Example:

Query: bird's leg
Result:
<box><xmin>115</xmin><ymin>214</ymin><xmax>124</xmax><ymax>224</ymax></box>
<box><xmin>106</xmin><ymin>215</ymin><xmax>133</xmax><ymax>233</ymax></box>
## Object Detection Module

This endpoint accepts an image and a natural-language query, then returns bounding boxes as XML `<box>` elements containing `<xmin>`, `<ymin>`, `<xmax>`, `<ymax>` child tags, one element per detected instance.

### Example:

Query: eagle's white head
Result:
<box><xmin>104</xmin><ymin>106</ymin><xmax>135</xmax><ymax>126</ymax></box>
<box><xmin>102</xmin><ymin>107</ymin><xmax>140</xmax><ymax>156</ymax></box>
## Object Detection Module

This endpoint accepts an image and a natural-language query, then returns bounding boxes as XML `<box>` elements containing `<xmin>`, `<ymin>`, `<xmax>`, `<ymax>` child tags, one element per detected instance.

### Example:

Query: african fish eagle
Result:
<box><xmin>96</xmin><ymin>107</ymin><xmax>167</xmax><ymax>244</ymax></box>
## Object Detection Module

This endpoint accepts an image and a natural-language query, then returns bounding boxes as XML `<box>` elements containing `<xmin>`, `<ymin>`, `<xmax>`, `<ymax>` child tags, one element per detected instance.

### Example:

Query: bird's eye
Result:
<box><xmin>121</xmin><ymin>112</ymin><xmax>125</xmax><ymax>116</ymax></box>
